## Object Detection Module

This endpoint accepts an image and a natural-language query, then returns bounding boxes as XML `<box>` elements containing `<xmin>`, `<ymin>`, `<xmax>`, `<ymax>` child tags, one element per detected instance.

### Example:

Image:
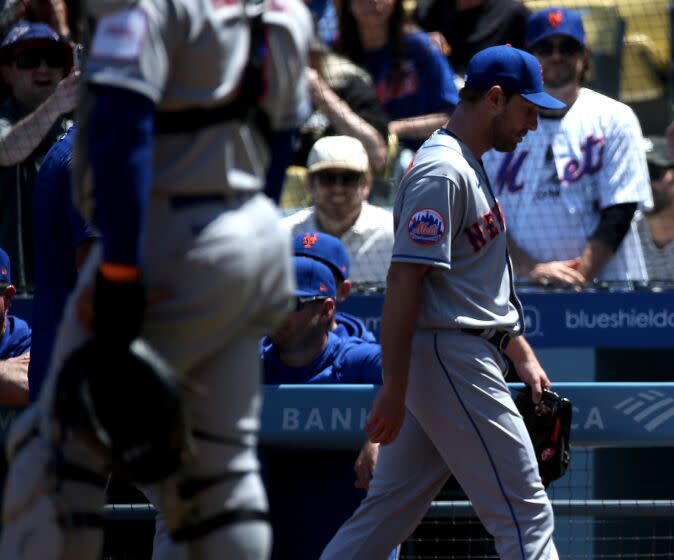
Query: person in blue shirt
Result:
<box><xmin>293</xmin><ymin>231</ymin><xmax>377</xmax><ymax>342</ymax></box>
<box><xmin>28</xmin><ymin>126</ymin><xmax>98</xmax><ymax>401</ymax></box>
<box><xmin>336</xmin><ymin>0</ymin><xmax>459</xmax><ymax>153</ymax></box>
<box><xmin>262</xmin><ymin>256</ymin><xmax>397</xmax><ymax>560</ymax></box>
<box><xmin>0</xmin><ymin>247</ymin><xmax>30</xmax><ymax>406</ymax></box>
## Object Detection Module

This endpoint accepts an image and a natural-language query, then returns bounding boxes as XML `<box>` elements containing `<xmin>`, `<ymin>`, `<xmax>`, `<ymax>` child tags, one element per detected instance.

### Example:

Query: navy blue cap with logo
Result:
<box><xmin>0</xmin><ymin>248</ymin><xmax>11</xmax><ymax>287</ymax></box>
<box><xmin>293</xmin><ymin>256</ymin><xmax>336</xmax><ymax>300</ymax></box>
<box><xmin>0</xmin><ymin>20</ymin><xmax>70</xmax><ymax>64</ymax></box>
<box><xmin>526</xmin><ymin>7</ymin><xmax>585</xmax><ymax>49</ymax></box>
<box><xmin>464</xmin><ymin>45</ymin><xmax>566</xmax><ymax>111</ymax></box>
<box><xmin>293</xmin><ymin>232</ymin><xmax>350</xmax><ymax>282</ymax></box>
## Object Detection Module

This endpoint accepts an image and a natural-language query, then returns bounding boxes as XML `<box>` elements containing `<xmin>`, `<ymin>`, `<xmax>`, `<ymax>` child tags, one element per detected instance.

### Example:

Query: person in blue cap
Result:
<box><xmin>0</xmin><ymin>247</ymin><xmax>30</xmax><ymax>406</ymax></box>
<box><xmin>293</xmin><ymin>231</ymin><xmax>376</xmax><ymax>342</ymax></box>
<box><xmin>263</xmin><ymin>256</ymin><xmax>381</xmax><ymax>385</ymax></box>
<box><xmin>483</xmin><ymin>7</ymin><xmax>652</xmax><ymax>289</ymax></box>
<box><xmin>262</xmin><ymin>256</ymin><xmax>399</xmax><ymax>560</ymax></box>
<box><xmin>322</xmin><ymin>44</ymin><xmax>562</xmax><ymax>560</ymax></box>
<box><xmin>0</xmin><ymin>20</ymin><xmax>78</xmax><ymax>293</ymax></box>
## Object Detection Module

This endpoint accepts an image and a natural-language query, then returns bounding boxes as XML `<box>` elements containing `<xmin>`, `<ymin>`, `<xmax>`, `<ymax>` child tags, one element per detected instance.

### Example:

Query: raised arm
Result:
<box><xmin>307</xmin><ymin>67</ymin><xmax>388</xmax><ymax>173</ymax></box>
<box><xmin>0</xmin><ymin>71</ymin><xmax>79</xmax><ymax>166</ymax></box>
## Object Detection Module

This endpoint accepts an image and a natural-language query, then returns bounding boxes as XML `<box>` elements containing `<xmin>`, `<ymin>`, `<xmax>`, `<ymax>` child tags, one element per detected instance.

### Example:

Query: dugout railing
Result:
<box><xmin>95</xmin><ymin>382</ymin><xmax>674</xmax><ymax>559</ymax></box>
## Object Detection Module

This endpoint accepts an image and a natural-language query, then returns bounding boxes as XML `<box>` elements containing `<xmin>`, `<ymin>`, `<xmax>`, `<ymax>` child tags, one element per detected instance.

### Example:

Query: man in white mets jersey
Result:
<box><xmin>321</xmin><ymin>44</ymin><xmax>562</xmax><ymax>560</ymax></box>
<box><xmin>482</xmin><ymin>7</ymin><xmax>653</xmax><ymax>288</ymax></box>
<box><xmin>0</xmin><ymin>0</ymin><xmax>312</xmax><ymax>559</ymax></box>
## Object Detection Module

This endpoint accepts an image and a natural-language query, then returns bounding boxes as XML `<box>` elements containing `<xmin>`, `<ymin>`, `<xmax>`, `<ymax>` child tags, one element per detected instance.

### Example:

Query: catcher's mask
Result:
<box><xmin>54</xmin><ymin>338</ymin><xmax>192</xmax><ymax>484</ymax></box>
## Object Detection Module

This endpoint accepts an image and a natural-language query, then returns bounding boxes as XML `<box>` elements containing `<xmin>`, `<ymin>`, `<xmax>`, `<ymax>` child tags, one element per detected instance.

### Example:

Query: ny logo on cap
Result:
<box><xmin>548</xmin><ymin>10</ymin><xmax>563</xmax><ymax>28</ymax></box>
<box><xmin>1</xmin><ymin>267</ymin><xmax>6</xmax><ymax>276</ymax></box>
<box><xmin>303</xmin><ymin>233</ymin><xmax>318</xmax><ymax>249</ymax></box>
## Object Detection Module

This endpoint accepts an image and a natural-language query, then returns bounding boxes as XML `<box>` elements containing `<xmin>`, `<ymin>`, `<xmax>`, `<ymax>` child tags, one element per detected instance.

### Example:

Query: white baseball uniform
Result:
<box><xmin>482</xmin><ymin>88</ymin><xmax>653</xmax><ymax>284</ymax></box>
<box><xmin>0</xmin><ymin>1</ymin><xmax>312</xmax><ymax>560</ymax></box>
<box><xmin>321</xmin><ymin>129</ymin><xmax>558</xmax><ymax>560</ymax></box>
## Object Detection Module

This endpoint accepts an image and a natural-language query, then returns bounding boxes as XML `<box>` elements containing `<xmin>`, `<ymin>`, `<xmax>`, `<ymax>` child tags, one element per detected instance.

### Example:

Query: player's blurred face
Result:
<box><xmin>530</xmin><ymin>36</ymin><xmax>586</xmax><ymax>89</ymax></box>
<box><xmin>310</xmin><ymin>168</ymin><xmax>370</xmax><ymax>224</ymax></box>
<box><xmin>270</xmin><ymin>299</ymin><xmax>331</xmax><ymax>351</ymax></box>
<box><xmin>4</xmin><ymin>44</ymin><xmax>66</xmax><ymax>109</ymax></box>
<box><xmin>491</xmin><ymin>94</ymin><xmax>538</xmax><ymax>152</ymax></box>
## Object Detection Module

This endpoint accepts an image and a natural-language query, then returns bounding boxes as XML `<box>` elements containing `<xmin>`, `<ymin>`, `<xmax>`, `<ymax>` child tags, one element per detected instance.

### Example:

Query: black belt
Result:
<box><xmin>460</xmin><ymin>328</ymin><xmax>512</xmax><ymax>351</ymax></box>
<box><xmin>168</xmin><ymin>192</ymin><xmax>254</xmax><ymax>209</ymax></box>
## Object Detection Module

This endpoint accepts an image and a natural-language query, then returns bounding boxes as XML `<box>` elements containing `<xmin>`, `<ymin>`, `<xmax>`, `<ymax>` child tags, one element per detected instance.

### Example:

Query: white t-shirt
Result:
<box><xmin>283</xmin><ymin>202</ymin><xmax>394</xmax><ymax>284</ymax></box>
<box><xmin>483</xmin><ymin>88</ymin><xmax>653</xmax><ymax>283</ymax></box>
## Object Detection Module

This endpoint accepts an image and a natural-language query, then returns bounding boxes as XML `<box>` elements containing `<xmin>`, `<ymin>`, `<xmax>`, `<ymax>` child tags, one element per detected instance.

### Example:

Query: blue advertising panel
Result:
<box><xmin>1</xmin><ymin>383</ymin><xmax>672</xmax><ymax>449</ymax></box>
<box><xmin>12</xmin><ymin>291</ymin><xmax>674</xmax><ymax>348</ymax></box>
<box><xmin>340</xmin><ymin>291</ymin><xmax>674</xmax><ymax>348</ymax></box>
<box><xmin>259</xmin><ymin>382</ymin><xmax>674</xmax><ymax>449</ymax></box>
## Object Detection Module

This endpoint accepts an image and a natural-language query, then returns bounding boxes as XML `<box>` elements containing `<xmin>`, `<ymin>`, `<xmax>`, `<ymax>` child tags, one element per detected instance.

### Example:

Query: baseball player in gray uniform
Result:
<box><xmin>321</xmin><ymin>45</ymin><xmax>564</xmax><ymax>560</ymax></box>
<box><xmin>0</xmin><ymin>1</ymin><xmax>312</xmax><ymax>559</ymax></box>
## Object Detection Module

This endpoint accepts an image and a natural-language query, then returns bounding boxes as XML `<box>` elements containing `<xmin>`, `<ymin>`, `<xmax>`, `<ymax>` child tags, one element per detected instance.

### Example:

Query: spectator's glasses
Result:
<box><xmin>294</xmin><ymin>296</ymin><xmax>328</xmax><ymax>311</ymax></box>
<box><xmin>531</xmin><ymin>38</ymin><xmax>584</xmax><ymax>58</ymax></box>
<box><xmin>315</xmin><ymin>170</ymin><xmax>364</xmax><ymax>187</ymax></box>
<box><xmin>14</xmin><ymin>48</ymin><xmax>66</xmax><ymax>70</ymax></box>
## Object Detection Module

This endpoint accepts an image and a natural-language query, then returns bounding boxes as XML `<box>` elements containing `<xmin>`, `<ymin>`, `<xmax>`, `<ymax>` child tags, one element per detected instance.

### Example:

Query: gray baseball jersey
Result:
<box><xmin>321</xmin><ymin>128</ymin><xmax>557</xmax><ymax>560</ymax></box>
<box><xmin>392</xmin><ymin>128</ymin><xmax>522</xmax><ymax>333</ymax></box>
<box><xmin>85</xmin><ymin>0</ymin><xmax>311</xmax><ymax>194</ymax></box>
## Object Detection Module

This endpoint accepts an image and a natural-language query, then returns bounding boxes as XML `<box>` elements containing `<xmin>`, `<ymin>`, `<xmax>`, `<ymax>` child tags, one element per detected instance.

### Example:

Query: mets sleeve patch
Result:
<box><xmin>90</xmin><ymin>8</ymin><xmax>148</xmax><ymax>62</ymax></box>
<box><xmin>407</xmin><ymin>208</ymin><xmax>446</xmax><ymax>246</ymax></box>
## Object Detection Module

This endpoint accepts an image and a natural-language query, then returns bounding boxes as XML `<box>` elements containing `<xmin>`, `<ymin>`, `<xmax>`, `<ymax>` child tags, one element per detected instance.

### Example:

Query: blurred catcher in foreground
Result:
<box><xmin>0</xmin><ymin>0</ymin><xmax>312</xmax><ymax>559</ymax></box>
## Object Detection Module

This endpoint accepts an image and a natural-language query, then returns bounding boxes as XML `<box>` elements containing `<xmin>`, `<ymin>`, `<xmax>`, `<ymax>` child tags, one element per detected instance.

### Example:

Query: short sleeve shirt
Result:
<box><xmin>392</xmin><ymin>129</ymin><xmax>521</xmax><ymax>331</ymax></box>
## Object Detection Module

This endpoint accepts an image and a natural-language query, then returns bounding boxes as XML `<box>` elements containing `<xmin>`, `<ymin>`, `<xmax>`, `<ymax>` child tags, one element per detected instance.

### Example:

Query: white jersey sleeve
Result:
<box><xmin>594</xmin><ymin>98</ymin><xmax>653</xmax><ymax>211</ymax></box>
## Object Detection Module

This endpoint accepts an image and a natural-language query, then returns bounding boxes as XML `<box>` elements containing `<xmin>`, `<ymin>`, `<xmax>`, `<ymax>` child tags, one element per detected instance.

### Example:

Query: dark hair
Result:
<box><xmin>459</xmin><ymin>86</ymin><xmax>516</xmax><ymax>105</ymax></box>
<box><xmin>335</xmin><ymin>0</ymin><xmax>406</xmax><ymax>86</ymax></box>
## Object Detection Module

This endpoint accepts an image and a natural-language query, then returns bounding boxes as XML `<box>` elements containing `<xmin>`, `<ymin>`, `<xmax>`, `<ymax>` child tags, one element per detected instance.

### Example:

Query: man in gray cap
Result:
<box><xmin>636</xmin><ymin>134</ymin><xmax>674</xmax><ymax>283</ymax></box>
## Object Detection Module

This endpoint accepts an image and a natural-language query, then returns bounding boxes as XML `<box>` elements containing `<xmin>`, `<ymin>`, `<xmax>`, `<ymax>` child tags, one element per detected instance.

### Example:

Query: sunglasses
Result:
<box><xmin>14</xmin><ymin>48</ymin><xmax>66</xmax><ymax>70</ymax></box>
<box><xmin>314</xmin><ymin>170</ymin><xmax>363</xmax><ymax>187</ymax></box>
<box><xmin>532</xmin><ymin>38</ymin><xmax>584</xmax><ymax>58</ymax></box>
<box><xmin>294</xmin><ymin>295</ymin><xmax>328</xmax><ymax>311</ymax></box>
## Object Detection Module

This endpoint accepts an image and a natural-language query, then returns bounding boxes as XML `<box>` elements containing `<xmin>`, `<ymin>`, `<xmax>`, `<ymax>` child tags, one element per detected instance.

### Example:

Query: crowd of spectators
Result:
<box><xmin>0</xmin><ymin>0</ymin><xmax>672</xmax><ymax>557</ymax></box>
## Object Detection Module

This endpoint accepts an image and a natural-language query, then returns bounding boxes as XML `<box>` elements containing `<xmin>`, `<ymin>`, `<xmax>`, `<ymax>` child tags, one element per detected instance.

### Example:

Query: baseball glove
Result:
<box><xmin>514</xmin><ymin>387</ymin><xmax>572</xmax><ymax>487</ymax></box>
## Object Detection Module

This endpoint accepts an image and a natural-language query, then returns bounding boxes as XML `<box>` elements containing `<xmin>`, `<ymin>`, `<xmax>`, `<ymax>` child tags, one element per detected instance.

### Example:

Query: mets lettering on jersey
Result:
<box><xmin>495</xmin><ymin>135</ymin><xmax>606</xmax><ymax>195</ymax></box>
<box><xmin>463</xmin><ymin>202</ymin><xmax>506</xmax><ymax>253</ymax></box>
<box><xmin>482</xmin><ymin>88</ymin><xmax>652</xmax><ymax>282</ymax></box>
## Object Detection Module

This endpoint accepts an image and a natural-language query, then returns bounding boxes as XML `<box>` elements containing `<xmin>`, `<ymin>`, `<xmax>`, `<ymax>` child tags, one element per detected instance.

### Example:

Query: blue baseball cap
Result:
<box><xmin>0</xmin><ymin>248</ymin><xmax>11</xmax><ymax>287</ymax></box>
<box><xmin>293</xmin><ymin>257</ymin><xmax>336</xmax><ymax>299</ymax></box>
<box><xmin>1</xmin><ymin>20</ymin><xmax>65</xmax><ymax>48</ymax></box>
<box><xmin>464</xmin><ymin>45</ymin><xmax>566</xmax><ymax>110</ymax></box>
<box><xmin>293</xmin><ymin>232</ymin><xmax>350</xmax><ymax>281</ymax></box>
<box><xmin>0</xmin><ymin>20</ymin><xmax>70</xmax><ymax>65</ymax></box>
<box><xmin>526</xmin><ymin>8</ymin><xmax>585</xmax><ymax>49</ymax></box>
